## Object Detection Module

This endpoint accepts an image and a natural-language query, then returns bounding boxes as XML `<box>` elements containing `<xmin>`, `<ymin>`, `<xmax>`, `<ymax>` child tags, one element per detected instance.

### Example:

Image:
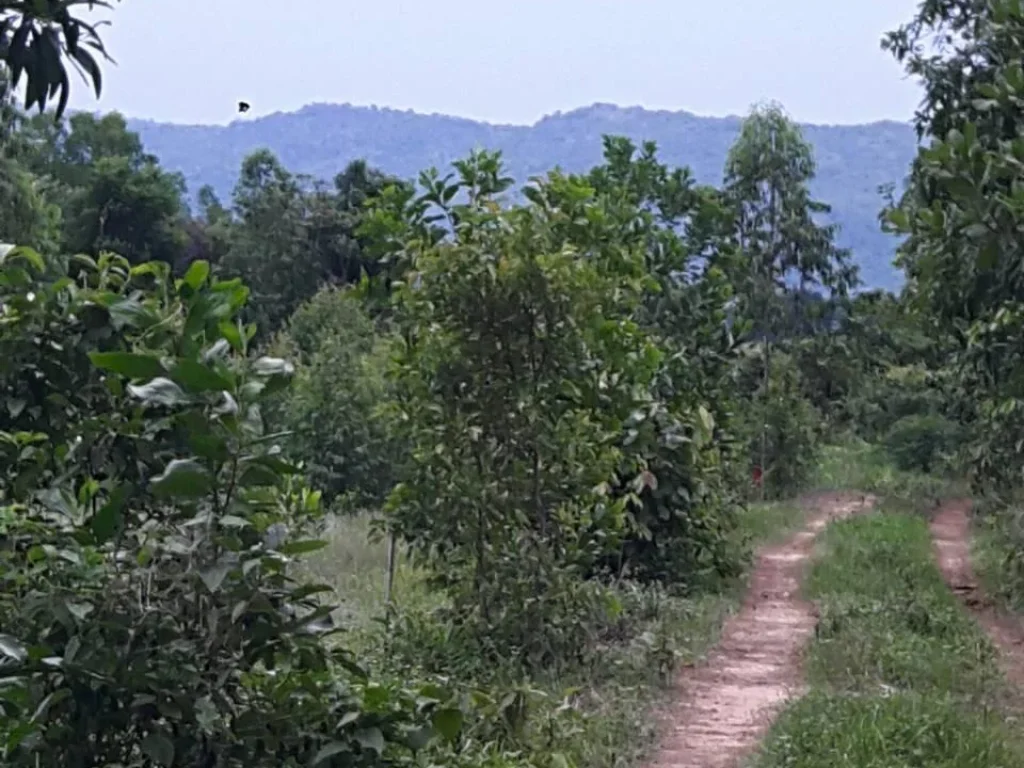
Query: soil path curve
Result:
<box><xmin>646</xmin><ymin>491</ymin><xmax>875</xmax><ymax>768</ymax></box>
<box><xmin>930</xmin><ymin>499</ymin><xmax>1024</xmax><ymax>686</ymax></box>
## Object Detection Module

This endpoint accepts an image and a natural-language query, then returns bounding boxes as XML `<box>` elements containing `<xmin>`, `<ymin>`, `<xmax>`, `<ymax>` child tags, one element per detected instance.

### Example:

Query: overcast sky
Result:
<box><xmin>68</xmin><ymin>0</ymin><xmax>924</xmax><ymax>126</ymax></box>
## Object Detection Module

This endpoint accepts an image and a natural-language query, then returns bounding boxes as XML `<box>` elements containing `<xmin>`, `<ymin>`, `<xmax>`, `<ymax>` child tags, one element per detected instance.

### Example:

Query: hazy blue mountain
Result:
<box><xmin>126</xmin><ymin>102</ymin><xmax>918</xmax><ymax>290</ymax></box>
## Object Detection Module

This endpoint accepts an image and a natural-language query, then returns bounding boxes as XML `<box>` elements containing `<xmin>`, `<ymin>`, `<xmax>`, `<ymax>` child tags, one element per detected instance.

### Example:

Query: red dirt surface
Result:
<box><xmin>645</xmin><ymin>491</ymin><xmax>876</xmax><ymax>768</ymax></box>
<box><xmin>930</xmin><ymin>498</ymin><xmax>1024</xmax><ymax>687</ymax></box>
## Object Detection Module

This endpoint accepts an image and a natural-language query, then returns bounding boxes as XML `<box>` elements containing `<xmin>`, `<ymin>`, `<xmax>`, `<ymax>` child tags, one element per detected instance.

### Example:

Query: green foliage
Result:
<box><xmin>755</xmin><ymin>512</ymin><xmax>1019</xmax><ymax>768</ymax></box>
<box><xmin>734</xmin><ymin>348</ymin><xmax>822</xmax><ymax>498</ymax></box>
<box><xmin>219</xmin><ymin>151</ymin><xmax>408</xmax><ymax>336</ymax></box>
<box><xmin>0</xmin><ymin>251</ymin><xmax>458</xmax><ymax>766</ymax></box>
<box><xmin>0</xmin><ymin>79</ymin><xmax>61</xmax><ymax>252</ymax></box>
<box><xmin>383</xmin><ymin>149</ymin><xmax>662</xmax><ymax>669</ymax></box>
<box><xmin>813</xmin><ymin>441</ymin><xmax>963</xmax><ymax>507</ymax></box>
<box><xmin>0</xmin><ymin>1</ymin><xmax>114</xmax><ymax>117</ymax></box>
<box><xmin>723</xmin><ymin>102</ymin><xmax>857</xmax><ymax>306</ymax></box>
<box><xmin>884</xmin><ymin>0</ymin><xmax>1024</xmax><ymax>495</ymax></box>
<box><xmin>269</xmin><ymin>287</ymin><xmax>401</xmax><ymax>506</ymax></box>
<box><xmin>884</xmin><ymin>413</ymin><xmax>962</xmax><ymax>475</ymax></box>
<box><xmin>581</xmin><ymin>137</ymin><xmax>747</xmax><ymax>588</ymax></box>
<box><xmin>721</xmin><ymin>103</ymin><xmax>854</xmax><ymax>500</ymax></box>
<box><xmin>20</xmin><ymin>111</ymin><xmax>189</xmax><ymax>266</ymax></box>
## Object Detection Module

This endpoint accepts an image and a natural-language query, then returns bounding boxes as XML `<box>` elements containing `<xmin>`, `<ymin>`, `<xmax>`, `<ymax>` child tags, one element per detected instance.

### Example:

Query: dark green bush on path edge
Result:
<box><xmin>0</xmin><ymin>250</ymin><xmax>462</xmax><ymax>767</ymax></box>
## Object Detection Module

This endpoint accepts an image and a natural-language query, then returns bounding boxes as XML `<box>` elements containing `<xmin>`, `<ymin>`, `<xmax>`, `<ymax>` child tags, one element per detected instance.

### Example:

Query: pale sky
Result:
<box><xmin>68</xmin><ymin>0</ymin><xmax>923</xmax><ymax>126</ymax></box>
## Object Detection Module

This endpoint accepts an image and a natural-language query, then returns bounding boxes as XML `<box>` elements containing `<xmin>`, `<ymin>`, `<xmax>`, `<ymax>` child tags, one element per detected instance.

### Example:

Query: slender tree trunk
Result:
<box><xmin>384</xmin><ymin>530</ymin><xmax>397</xmax><ymax>606</ymax></box>
<box><xmin>760</xmin><ymin>127</ymin><xmax>781</xmax><ymax>502</ymax></box>
<box><xmin>761</xmin><ymin>336</ymin><xmax>770</xmax><ymax>501</ymax></box>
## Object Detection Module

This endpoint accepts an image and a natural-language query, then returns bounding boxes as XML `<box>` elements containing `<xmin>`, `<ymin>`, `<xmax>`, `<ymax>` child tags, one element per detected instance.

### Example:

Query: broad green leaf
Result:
<box><xmin>183</xmin><ymin>260</ymin><xmax>210</xmax><ymax>289</ymax></box>
<box><xmin>1</xmin><ymin>245</ymin><xmax>45</xmax><ymax>271</ymax></box>
<box><xmin>0</xmin><ymin>634</ymin><xmax>27</xmax><ymax>662</ymax></box>
<box><xmin>313</xmin><ymin>741</ymin><xmax>351</xmax><ymax>764</ymax></box>
<box><xmin>128</xmin><ymin>378</ymin><xmax>191</xmax><ymax>407</ymax></box>
<box><xmin>277</xmin><ymin>539</ymin><xmax>328</xmax><ymax>556</ymax></box>
<box><xmin>219</xmin><ymin>321</ymin><xmax>244</xmax><ymax>353</ymax></box>
<box><xmin>431</xmin><ymin>708</ymin><xmax>463</xmax><ymax>741</ymax></box>
<box><xmin>65</xmin><ymin>601</ymin><xmax>94</xmax><ymax>621</ymax></box>
<box><xmin>140</xmin><ymin>733</ymin><xmax>175</xmax><ymax>767</ymax></box>
<box><xmin>150</xmin><ymin>459</ymin><xmax>212</xmax><ymax>498</ymax></box>
<box><xmin>91</xmin><ymin>484</ymin><xmax>131</xmax><ymax>544</ymax></box>
<box><xmin>89</xmin><ymin>351</ymin><xmax>166</xmax><ymax>380</ymax></box>
<box><xmin>353</xmin><ymin>728</ymin><xmax>385</xmax><ymax>754</ymax></box>
<box><xmin>171</xmin><ymin>359</ymin><xmax>233</xmax><ymax>393</ymax></box>
<box><xmin>697</xmin><ymin>405</ymin><xmax>715</xmax><ymax>434</ymax></box>
<box><xmin>884</xmin><ymin>207</ymin><xmax>910</xmax><ymax>230</ymax></box>
<box><xmin>198</xmin><ymin>562</ymin><xmax>232</xmax><ymax>593</ymax></box>
<box><xmin>405</xmin><ymin>726</ymin><xmax>433</xmax><ymax>751</ymax></box>
<box><xmin>107</xmin><ymin>297</ymin><xmax>158</xmax><ymax>330</ymax></box>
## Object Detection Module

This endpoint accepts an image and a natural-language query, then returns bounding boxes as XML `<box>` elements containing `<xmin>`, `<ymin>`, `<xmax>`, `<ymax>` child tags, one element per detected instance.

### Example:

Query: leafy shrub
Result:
<box><xmin>735</xmin><ymin>348</ymin><xmax>822</xmax><ymax>499</ymax></box>
<box><xmin>269</xmin><ymin>287</ymin><xmax>401</xmax><ymax>506</ymax></box>
<box><xmin>884</xmin><ymin>413</ymin><xmax>961</xmax><ymax>474</ymax></box>
<box><xmin>0</xmin><ymin>249</ymin><xmax>462</xmax><ymax>766</ymax></box>
<box><xmin>375</xmin><ymin>150</ymin><xmax>663</xmax><ymax>670</ymax></box>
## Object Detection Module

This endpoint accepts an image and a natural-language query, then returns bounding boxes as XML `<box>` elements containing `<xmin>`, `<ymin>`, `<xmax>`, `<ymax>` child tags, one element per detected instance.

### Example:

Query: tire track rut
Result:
<box><xmin>646</xmin><ymin>491</ymin><xmax>875</xmax><ymax>768</ymax></box>
<box><xmin>930</xmin><ymin>499</ymin><xmax>1024</xmax><ymax>687</ymax></box>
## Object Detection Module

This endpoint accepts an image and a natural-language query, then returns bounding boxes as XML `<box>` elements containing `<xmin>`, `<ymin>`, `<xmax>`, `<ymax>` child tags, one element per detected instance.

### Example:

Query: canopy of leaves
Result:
<box><xmin>0</xmin><ymin>0</ymin><xmax>114</xmax><ymax>117</ymax></box>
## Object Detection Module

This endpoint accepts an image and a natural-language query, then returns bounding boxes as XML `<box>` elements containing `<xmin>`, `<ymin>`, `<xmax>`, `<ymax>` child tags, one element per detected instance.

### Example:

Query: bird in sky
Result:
<box><xmin>238</xmin><ymin>101</ymin><xmax>250</xmax><ymax>113</ymax></box>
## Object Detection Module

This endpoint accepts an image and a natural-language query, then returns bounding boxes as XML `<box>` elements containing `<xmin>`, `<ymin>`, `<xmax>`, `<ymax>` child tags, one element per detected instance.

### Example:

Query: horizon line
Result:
<box><xmin>115</xmin><ymin>100</ymin><xmax>915</xmax><ymax>131</ymax></box>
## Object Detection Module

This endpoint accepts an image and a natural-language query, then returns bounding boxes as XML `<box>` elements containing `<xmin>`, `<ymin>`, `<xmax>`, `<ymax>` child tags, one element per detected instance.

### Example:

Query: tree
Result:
<box><xmin>581</xmin><ymin>136</ymin><xmax>747</xmax><ymax>584</ymax></box>
<box><xmin>0</xmin><ymin>249</ymin><xmax>463</xmax><ymax>766</ymax></box>
<box><xmin>883</xmin><ymin>0</ymin><xmax>1024</xmax><ymax>492</ymax></box>
<box><xmin>0</xmin><ymin>73</ymin><xmax>61</xmax><ymax>251</ymax></box>
<box><xmin>219</xmin><ymin>149</ymin><xmax>324</xmax><ymax>334</ymax></box>
<box><xmin>0</xmin><ymin>0</ymin><xmax>114</xmax><ymax>117</ymax></box>
<box><xmin>268</xmin><ymin>287</ymin><xmax>401</xmax><ymax>507</ymax></box>
<box><xmin>20</xmin><ymin>112</ymin><xmax>188</xmax><ymax>265</ymax></box>
<box><xmin>723</xmin><ymin>102</ymin><xmax>856</xmax><ymax>496</ymax></box>
<box><xmin>220</xmin><ymin>151</ymin><xmax>410</xmax><ymax>336</ymax></box>
<box><xmin>383</xmin><ymin>150</ymin><xmax>663</xmax><ymax>668</ymax></box>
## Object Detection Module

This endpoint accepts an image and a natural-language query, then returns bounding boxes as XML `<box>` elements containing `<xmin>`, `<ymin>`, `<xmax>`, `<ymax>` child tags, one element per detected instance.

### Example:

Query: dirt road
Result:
<box><xmin>646</xmin><ymin>491</ymin><xmax>875</xmax><ymax>768</ymax></box>
<box><xmin>930</xmin><ymin>499</ymin><xmax>1024</xmax><ymax>687</ymax></box>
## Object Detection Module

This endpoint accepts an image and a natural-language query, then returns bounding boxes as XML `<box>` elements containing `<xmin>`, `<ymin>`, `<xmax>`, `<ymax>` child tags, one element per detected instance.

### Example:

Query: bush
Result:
<box><xmin>884</xmin><ymin>413</ymin><xmax>961</xmax><ymax>474</ymax></box>
<box><xmin>269</xmin><ymin>287</ymin><xmax>401</xmax><ymax>507</ymax></box>
<box><xmin>735</xmin><ymin>348</ymin><xmax>822</xmax><ymax>499</ymax></box>
<box><xmin>0</xmin><ymin>250</ymin><xmax>461</xmax><ymax>766</ymax></box>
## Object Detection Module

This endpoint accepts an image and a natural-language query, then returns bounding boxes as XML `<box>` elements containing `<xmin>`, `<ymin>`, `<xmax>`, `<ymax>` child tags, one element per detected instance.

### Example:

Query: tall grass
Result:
<box><xmin>301</xmin><ymin>498</ymin><xmax>810</xmax><ymax>767</ymax></box>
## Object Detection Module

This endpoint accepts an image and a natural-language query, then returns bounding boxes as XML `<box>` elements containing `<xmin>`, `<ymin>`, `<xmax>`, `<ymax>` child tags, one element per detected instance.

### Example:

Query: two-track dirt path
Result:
<box><xmin>646</xmin><ymin>491</ymin><xmax>875</xmax><ymax>768</ymax></box>
<box><xmin>930</xmin><ymin>499</ymin><xmax>1024</xmax><ymax>686</ymax></box>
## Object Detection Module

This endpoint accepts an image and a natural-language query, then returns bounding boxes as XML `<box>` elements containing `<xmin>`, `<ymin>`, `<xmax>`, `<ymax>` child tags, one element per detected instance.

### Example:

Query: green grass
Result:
<box><xmin>973</xmin><ymin>499</ymin><xmax>1024</xmax><ymax>615</ymax></box>
<box><xmin>302</xmin><ymin>500</ymin><xmax>809</xmax><ymax>768</ymax></box>
<box><xmin>734</xmin><ymin>499</ymin><xmax>811</xmax><ymax>547</ymax></box>
<box><xmin>804</xmin><ymin>510</ymin><xmax>997</xmax><ymax>696</ymax></box>
<box><xmin>812</xmin><ymin>440</ymin><xmax>963</xmax><ymax>509</ymax></box>
<box><xmin>758</xmin><ymin>692</ymin><xmax>1021</xmax><ymax>768</ymax></box>
<box><xmin>753</xmin><ymin>510</ymin><xmax>1023</xmax><ymax>768</ymax></box>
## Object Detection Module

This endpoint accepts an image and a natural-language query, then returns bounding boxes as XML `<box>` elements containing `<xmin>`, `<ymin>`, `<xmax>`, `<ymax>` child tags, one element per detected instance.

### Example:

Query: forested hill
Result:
<box><xmin>126</xmin><ymin>102</ymin><xmax>918</xmax><ymax>291</ymax></box>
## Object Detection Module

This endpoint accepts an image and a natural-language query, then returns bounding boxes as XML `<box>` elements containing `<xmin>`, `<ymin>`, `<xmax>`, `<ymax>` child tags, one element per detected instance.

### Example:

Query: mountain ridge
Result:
<box><xmin>125</xmin><ymin>102</ymin><xmax>918</xmax><ymax>290</ymax></box>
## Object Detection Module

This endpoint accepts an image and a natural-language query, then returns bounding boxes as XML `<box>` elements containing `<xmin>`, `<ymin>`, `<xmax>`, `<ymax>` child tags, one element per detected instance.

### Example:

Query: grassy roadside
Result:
<box><xmin>812</xmin><ymin>440</ymin><xmax>963</xmax><ymax>509</ymax></box>
<box><xmin>752</xmin><ymin>507</ymin><xmax>1023</xmax><ymax>767</ymax></box>
<box><xmin>301</xmin><ymin>498</ymin><xmax>809</xmax><ymax>767</ymax></box>
<box><xmin>973</xmin><ymin>497</ymin><xmax>1024</xmax><ymax>616</ymax></box>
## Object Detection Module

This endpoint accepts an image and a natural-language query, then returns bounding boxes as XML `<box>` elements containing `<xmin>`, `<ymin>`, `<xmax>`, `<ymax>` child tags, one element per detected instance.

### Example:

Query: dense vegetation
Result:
<box><xmin>6</xmin><ymin>0</ymin><xmax>1024</xmax><ymax>765</ymax></box>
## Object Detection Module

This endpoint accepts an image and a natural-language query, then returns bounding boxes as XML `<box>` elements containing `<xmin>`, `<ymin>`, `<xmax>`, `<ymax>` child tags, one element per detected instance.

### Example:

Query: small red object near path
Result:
<box><xmin>752</xmin><ymin>465</ymin><xmax>763</xmax><ymax>487</ymax></box>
